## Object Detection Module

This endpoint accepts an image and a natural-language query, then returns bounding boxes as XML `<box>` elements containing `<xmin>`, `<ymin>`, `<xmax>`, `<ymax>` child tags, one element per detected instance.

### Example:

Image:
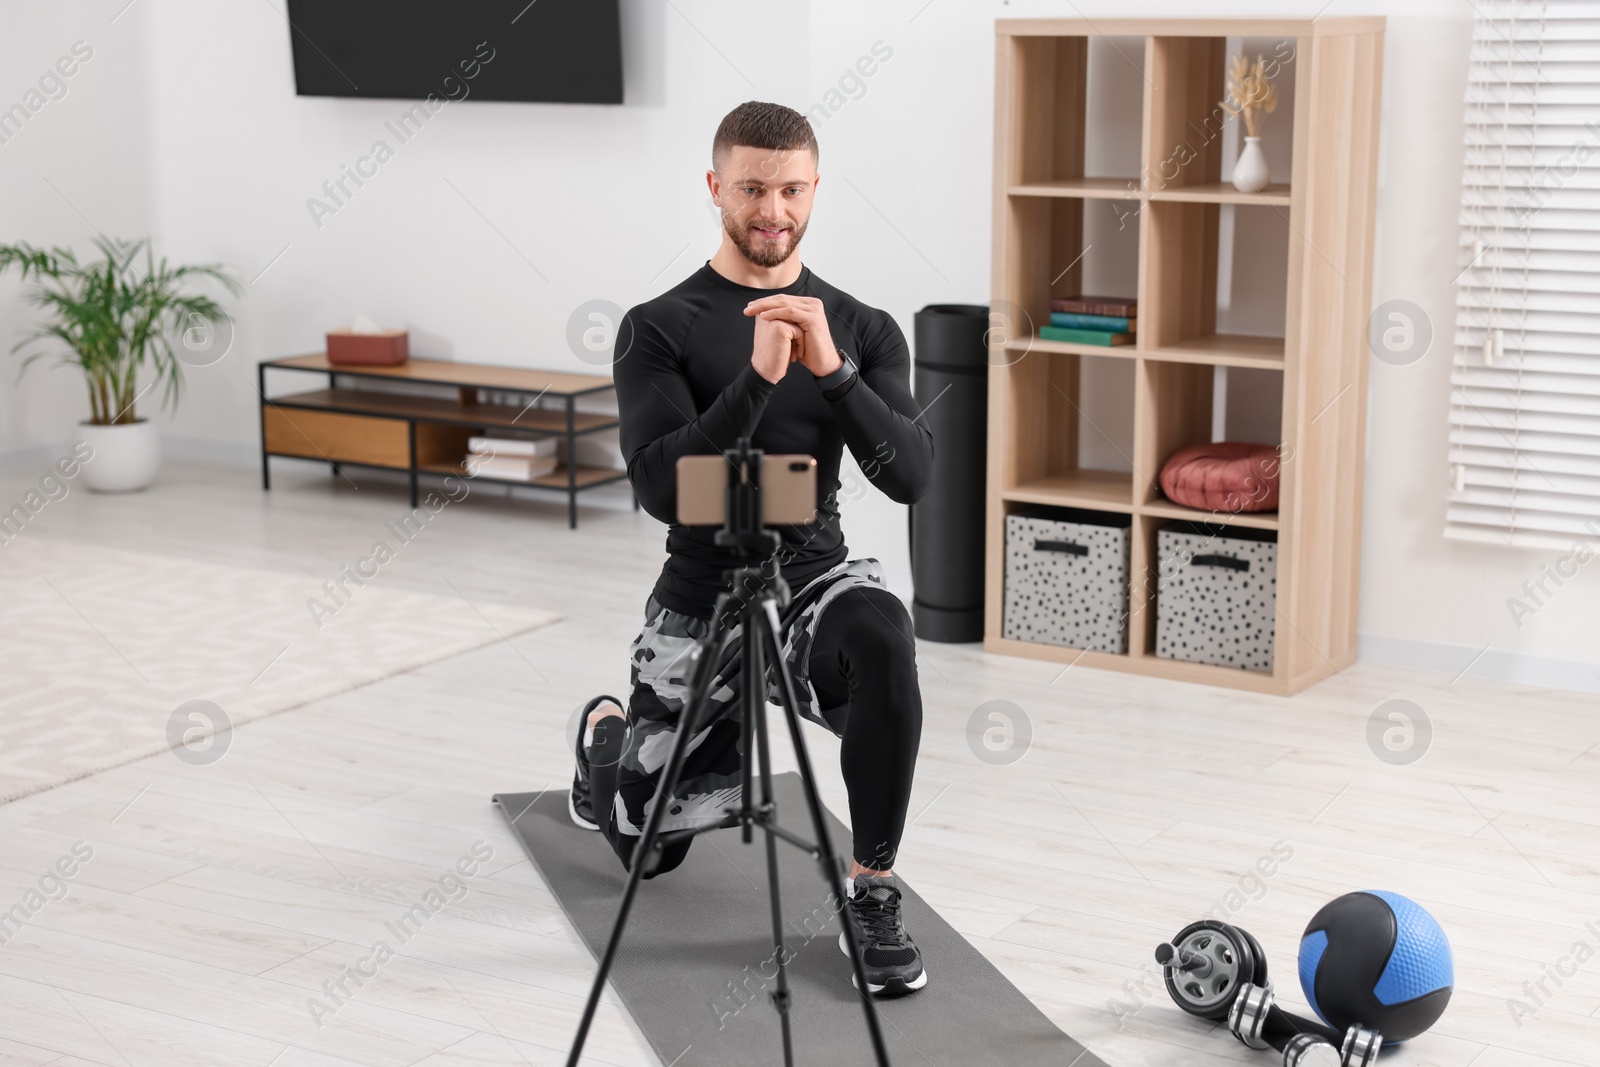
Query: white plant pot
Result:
<box><xmin>1232</xmin><ymin>136</ymin><xmax>1272</xmax><ymax>193</ymax></box>
<box><xmin>73</xmin><ymin>420</ymin><xmax>161</xmax><ymax>492</ymax></box>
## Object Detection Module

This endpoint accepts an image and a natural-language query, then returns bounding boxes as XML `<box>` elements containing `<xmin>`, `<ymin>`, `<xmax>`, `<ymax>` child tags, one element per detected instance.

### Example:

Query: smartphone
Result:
<box><xmin>676</xmin><ymin>453</ymin><xmax>818</xmax><ymax>526</ymax></box>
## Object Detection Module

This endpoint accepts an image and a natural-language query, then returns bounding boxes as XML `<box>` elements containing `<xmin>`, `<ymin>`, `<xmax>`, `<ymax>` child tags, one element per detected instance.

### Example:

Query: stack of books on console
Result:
<box><xmin>464</xmin><ymin>435</ymin><xmax>558</xmax><ymax>481</ymax></box>
<box><xmin>1040</xmin><ymin>295</ymin><xmax>1137</xmax><ymax>346</ymax></box>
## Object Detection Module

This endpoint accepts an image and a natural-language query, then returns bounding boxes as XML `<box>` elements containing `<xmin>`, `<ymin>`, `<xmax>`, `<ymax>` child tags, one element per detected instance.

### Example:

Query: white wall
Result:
<box><xmin>1360</xmin><ymin>10</ymin><xmax>1599</xmax><ymax>687</ymax></box>
<box><xmin>0</xmin><ymin>1</ymin><xmax>153</xmax><ymax>452</ymax></box>
<box><xmin>2</xmin><ymin>0</ymin><xmax>1595</xmax><ymax>687</ymax></box>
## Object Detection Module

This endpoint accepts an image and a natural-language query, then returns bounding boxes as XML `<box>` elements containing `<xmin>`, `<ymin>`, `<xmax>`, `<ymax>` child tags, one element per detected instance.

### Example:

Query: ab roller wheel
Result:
<box><xmin>1154</xmin><ymin>920</ymin><xmax>1267</xmax><ymax>1019</ymax></box>
<box><xmin>1151</xmin><ymin>891</ymin><xmax>1452</xmax><ymax>1067</ymax></box>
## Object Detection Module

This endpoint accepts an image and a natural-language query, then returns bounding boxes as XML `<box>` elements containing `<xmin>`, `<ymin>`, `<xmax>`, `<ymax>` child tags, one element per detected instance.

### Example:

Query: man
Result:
<box><xmin>567</xmin><ymin>101</ymin><xmax>935</xmax><ymax>996</ymax></box>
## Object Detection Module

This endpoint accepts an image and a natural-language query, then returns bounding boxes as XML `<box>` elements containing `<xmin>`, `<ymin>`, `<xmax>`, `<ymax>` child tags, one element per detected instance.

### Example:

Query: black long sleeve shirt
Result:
<box><xmin>613</xmin><ymin>261</ymin><xmax>935</xmax><ymax>620</ymax></box>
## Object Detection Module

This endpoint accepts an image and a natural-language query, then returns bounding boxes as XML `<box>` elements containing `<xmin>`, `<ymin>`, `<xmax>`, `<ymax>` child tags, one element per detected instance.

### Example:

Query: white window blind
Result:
<box><xmin>1449</xmin><ymin>0</ymin><xmax>1600</xmax><ymax>549</ymax></box>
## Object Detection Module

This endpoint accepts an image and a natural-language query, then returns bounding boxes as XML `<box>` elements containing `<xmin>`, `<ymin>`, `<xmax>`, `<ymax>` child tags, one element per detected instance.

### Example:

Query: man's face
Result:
<box><xmin>710</xmin><ymin>145</ymin><xmax>818</xmax><ymax>269</ymax></box>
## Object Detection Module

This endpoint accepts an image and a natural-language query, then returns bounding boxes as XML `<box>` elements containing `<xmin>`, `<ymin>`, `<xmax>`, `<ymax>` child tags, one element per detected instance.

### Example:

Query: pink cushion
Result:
<box><xmin>1159</xmin><ymin>442</ymin><xmax>1281</xmax><ymax>513</ymax></box>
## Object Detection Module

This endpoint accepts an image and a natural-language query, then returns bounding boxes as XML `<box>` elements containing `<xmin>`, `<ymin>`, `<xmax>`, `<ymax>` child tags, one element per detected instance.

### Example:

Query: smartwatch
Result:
<box><xmin>815</xmin><ymin>350</ymin><xmax>857</xmax><ymax>392</ymax></box>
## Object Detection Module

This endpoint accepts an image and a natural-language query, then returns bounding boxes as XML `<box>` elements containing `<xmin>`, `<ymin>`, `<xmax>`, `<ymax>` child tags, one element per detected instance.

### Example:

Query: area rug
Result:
<box><xmin>0</xmin><ymin>538</ymin><xmax>561</xmax><ymax>803</ymax></box>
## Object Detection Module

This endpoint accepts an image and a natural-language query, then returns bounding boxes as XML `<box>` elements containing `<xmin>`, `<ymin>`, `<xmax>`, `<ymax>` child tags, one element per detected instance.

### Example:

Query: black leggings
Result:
<box><xmin>808</xmin><ymin>586</ymin><xmax>923</xmax><ymax>869</ymax></box>
<box><xmin>589</xmin><ymin>585</ymin><xmax>923</xmax><ymax>871</ymax></box>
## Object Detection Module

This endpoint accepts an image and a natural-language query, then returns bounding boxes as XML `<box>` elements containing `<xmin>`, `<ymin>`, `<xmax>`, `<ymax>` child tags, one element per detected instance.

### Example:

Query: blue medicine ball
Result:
<box><xmin>1297</xmin><ymin>890</ymin><xmax>1453</xmax><ymax>1042</ymax></box>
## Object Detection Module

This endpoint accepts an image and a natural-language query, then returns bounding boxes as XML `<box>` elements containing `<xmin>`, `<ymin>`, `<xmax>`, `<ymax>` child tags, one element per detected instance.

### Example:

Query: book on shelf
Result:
<box><xmin>1050</xmin><ymin>295</ymin><xmax>1137</xmax><ymax>317</ymax></box>
<box><xmin>467</xmin><ymin>435</ymin><xmax>558</xmax><ymax>458</ymax></box>
<box><xmin>1039</xmin><ymin>325</ymin><xmax>1133</xmax><ymax>347</ymax></box>
<box><xmin>465</xmin><ymin>452</ymin><xmax>558</xmax><ymax>481</ymax></box>
<box><xmin>1049</xmin><ymin>311</ymin><xmax>1135</xmax><ymax>333</ymax></box>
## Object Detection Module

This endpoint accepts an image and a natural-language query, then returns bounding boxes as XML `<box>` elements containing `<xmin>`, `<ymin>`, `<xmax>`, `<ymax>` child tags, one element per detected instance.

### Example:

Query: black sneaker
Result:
<box><xmin>567</xmin><ymin>694</ymin><xmax>624</xmax><ymax>831</ymax></box>
<box><xmin>838</xmin><ymin>874</ymin><xmax>928</xmax><ymax>995</ymax></box>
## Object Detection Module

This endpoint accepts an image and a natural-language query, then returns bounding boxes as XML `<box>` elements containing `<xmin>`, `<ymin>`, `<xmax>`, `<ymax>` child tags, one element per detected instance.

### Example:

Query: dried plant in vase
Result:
<box><xmin>1219</xmin><ymin>54</ymin><xmax>1279</xmax><ymax>193</ymax></box>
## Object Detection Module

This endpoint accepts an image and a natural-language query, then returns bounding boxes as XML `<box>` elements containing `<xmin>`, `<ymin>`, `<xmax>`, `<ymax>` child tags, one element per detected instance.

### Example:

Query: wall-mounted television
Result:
<box><xmin>286</xmin><ymin>0</ymin><xmax>622</xmax><ymax>105</ymax></box>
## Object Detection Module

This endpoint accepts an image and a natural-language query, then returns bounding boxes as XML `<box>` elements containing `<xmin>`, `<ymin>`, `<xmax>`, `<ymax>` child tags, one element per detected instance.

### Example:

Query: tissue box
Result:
<box><xmin>326</xmin><ymin>329</ymin><xmax>409</xmax><ymax>366</ymax></box>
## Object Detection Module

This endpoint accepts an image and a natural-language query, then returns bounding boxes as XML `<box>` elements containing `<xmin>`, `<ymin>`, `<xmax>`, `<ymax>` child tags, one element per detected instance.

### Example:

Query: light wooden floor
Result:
<box><xmin>0</xmin><ymin>456</ymin><xmax>1595</xmax><ymax>1067</ymax></box>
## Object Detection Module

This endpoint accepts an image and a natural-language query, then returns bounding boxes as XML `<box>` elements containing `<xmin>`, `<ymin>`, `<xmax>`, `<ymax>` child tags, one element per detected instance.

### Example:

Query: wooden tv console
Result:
<box><xmin>257</xmin><ymin>354</ymin><xmax>632</xmax><ymax>528</ymax></box>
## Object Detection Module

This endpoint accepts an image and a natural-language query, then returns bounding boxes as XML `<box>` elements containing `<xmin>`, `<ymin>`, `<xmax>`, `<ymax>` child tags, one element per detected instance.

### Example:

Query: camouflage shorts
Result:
<box><xmin>601</xmin><ymin>557</ymin><xmax>887</xmax><ymax>864</ymax></box>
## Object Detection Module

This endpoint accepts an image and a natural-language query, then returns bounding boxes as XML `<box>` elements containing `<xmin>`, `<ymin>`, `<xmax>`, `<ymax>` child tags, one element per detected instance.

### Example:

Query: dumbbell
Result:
<box><xmin>1154</xmin><ymin>920</ymin><xmax>1381</xmax><ymax>1067</ymax></box>
<box><xmin>1228</xmin><ymin>981</ymin><xmax>1382</xmax><ymax>1066</ymax></box>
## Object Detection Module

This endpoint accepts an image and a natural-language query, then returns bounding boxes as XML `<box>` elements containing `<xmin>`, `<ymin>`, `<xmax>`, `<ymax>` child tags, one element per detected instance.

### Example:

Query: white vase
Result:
<box><xmin>73</xmin><ymin>419</ymin><xmax>161</xmax><ymax>492</ymax></box>
<box><xmin>1232</xmin><ymin>136</ymin><xmax>1272</xmax><ymax>193</ymax></box>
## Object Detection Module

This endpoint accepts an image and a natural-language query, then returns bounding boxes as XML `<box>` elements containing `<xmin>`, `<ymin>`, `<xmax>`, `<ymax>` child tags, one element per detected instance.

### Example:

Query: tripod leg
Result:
<box><xmin>566</xmin><ymin>621</ymin><xmax>736</xmax><ymax>1067</ymax></box>
<box><xmin>746</xmin><ymin>605</ymin><xmax>795</xmax><ymax>1067</ymax></box>
<box><xmin>741</xmin><ymin>615</ymin><xmax>755</xmax><ymax>848</ymax></box>
<box><xmin>760</xmin><ymin>598</ymin><xmax>893</xmax><ymax>1067</ymax></box>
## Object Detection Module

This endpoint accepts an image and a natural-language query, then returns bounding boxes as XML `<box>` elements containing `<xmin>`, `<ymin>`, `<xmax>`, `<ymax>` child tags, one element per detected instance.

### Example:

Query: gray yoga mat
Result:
<box><xmin>493</xmin><ymin>772</ymin><xmax>1108</xmax><ymax>1067</ymax></box>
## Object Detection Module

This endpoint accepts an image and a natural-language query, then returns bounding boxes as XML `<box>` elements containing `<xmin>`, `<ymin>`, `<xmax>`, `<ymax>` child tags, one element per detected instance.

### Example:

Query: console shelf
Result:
<box><xmin>258</xmin><ymin>353</ymin><xmax>630</xmax><ymax>528</ymax></box>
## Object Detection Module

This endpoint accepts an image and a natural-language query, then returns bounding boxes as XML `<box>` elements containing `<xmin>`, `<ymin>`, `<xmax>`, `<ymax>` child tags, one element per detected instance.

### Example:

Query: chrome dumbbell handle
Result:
<box><xmin>1283</xmin><ymin>1033</ymin><xmax>1342</xmax><ymax>1066</ymax></box>
<box><xmin>1229</xmin><ymin>982</ymin><xmax>1381</xmax><ymax>1067</ymax></box>
<box><xmin>1279</xmin><ymin>1022</ymin><xmax>1383</xmax><ymax>1067</ymax></box>
<box><xmin>1340</xmin><ymin>1026</ymin><xmax>1382</xmax><ymax>1067</ymax></box>
<box><xmin>1227</xmin><ymin>982</ymin><xmax>1275</xmax><ymax>1050</ymax></box>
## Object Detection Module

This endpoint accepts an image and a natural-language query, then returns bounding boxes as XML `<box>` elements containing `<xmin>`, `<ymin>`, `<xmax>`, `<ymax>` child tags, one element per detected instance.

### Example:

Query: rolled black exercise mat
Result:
<box><xmin>910</xmin><ymin>303</ymin><xmax>989</xmax><ymax>642</ymax></box>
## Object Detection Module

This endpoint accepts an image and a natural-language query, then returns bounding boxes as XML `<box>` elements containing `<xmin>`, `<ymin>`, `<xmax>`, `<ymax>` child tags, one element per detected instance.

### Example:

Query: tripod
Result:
<box><xmin>566</xmin><ymin>439</ymin><xmax>891</xmax><ymax>1067</ymax></box>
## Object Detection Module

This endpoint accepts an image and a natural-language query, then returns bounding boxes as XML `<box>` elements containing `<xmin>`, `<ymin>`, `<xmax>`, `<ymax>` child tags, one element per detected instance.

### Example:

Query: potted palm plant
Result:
<box><xmin>0</xmin><ymin>235</ymin><xmax>241</xmax><ymax>491</ymax></box>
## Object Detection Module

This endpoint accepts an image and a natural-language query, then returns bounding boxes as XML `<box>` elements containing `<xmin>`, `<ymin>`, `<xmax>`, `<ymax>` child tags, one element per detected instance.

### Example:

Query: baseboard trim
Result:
<box><xmin>1359</xmin><ymin>633</ymin><xmax>1600</xmax><ymax>695</ymax></box>
<box><xmin>0</xmin><ymin>442</ymin><xmax>58</xmax><ymax>472</ymax></box>
<box><xmin>160</xmin><ymin>434</ymin><xmax>259</xmax><ymax>468</ymax></box>
<box><xmin>0</xmin><ymin>435</ymin><xmax>258</xmax><ymax>472</ymax></box>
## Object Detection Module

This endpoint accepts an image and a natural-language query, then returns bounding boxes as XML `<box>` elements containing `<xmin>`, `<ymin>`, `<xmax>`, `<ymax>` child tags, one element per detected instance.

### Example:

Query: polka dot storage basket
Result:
<box><xmin>1003</xmin><ymin>506</ymin><xmax>1132</xmax><ymax>654</ymax></box>
<box><xmin>1155</xmin><ymin>521</ymin><xmax>1277</xmax><ymax>672</ymax></box>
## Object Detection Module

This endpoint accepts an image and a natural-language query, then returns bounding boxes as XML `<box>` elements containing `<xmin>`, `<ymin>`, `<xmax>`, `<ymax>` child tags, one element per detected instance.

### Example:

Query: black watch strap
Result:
<box><xmin>816</xmin><ymin>351</ymin><xmax>857</xmax><ymax>391</ymax></box>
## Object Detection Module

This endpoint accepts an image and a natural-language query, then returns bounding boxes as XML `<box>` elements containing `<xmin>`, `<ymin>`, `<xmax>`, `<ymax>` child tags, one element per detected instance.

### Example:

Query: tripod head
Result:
<box><xmin>676</xmin><ymin>437</ymin><xmax>818</xmax><ymax>615</ymax></box>
<box><xmin>713</xmin><ymin>437</ymin><xmax>784</xmax><ymax>559</ymax></box>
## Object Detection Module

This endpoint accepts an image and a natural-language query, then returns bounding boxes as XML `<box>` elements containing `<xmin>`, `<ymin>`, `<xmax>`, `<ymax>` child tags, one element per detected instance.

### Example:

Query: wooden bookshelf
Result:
<box><xmin>985</xmin><ymin>18</ymin><xmax>1384</xmax><ymax>694</ymax></box>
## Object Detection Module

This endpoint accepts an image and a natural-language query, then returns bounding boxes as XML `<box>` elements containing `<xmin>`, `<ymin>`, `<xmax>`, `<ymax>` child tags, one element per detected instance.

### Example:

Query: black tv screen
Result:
<box><xmin>286</xmin><ymin>0</ymin><xmax>622</xmax><ymax>105</ymax></box>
